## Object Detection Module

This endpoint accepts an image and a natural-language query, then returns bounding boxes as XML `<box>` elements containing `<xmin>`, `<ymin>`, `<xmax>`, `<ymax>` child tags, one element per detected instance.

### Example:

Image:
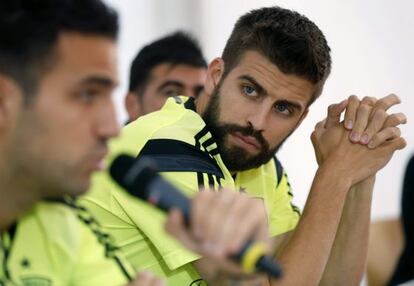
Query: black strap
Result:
<box><xmin>138</xmin><ymin>139</ymin><xmax>224</xmax><ymax>179</ymax></box>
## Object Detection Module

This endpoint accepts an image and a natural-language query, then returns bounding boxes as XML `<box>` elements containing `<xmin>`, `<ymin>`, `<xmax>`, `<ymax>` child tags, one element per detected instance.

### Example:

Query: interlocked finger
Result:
<box><xmin>350</xmin><ymin>103</ymin><xmax>372</xmax><ymax>142</ymax></box>
<box><xmin>344</xmin><ymin>95</ymin><xmax>360</xmax><ymax>130</ymax></box>
<box><xmin>368</xmin><ymin>127</ymin><xmax>401</xmax><ymax>149</ymax></box>
<box><xmin>359</xmin><ymin>109</ymin><xmax>387</xmax><ymax>145</ymax></box>
<box><xmin>383</xmin><ymin>112</ymin><xmax>407</xmax><ymax>128</ymax></box>
<box><xmin>325</xmin><ymin>99</ymin><xmax>347</xmax><ymax>128</ymax></box>
<box><xmin>372</xmin><ymin>94</ymin><xmax>401</xmax><ymax>113</ymax></box>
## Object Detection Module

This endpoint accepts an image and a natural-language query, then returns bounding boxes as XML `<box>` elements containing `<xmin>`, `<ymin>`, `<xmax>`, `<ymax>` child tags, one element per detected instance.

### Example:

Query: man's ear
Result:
<box><xmin>204</xmin><ymin>57</ymin><xmax>225</xmax><ymax>97</ymax></box>
<box><xmin>125</xmin><ymin>92</ymin><xmax>141</xmax><ymax>122</ymax></box>
<box><xmin>0</xmin><ymin>74</ymin><xmax>22</xmax><ymax>129</ymax></box>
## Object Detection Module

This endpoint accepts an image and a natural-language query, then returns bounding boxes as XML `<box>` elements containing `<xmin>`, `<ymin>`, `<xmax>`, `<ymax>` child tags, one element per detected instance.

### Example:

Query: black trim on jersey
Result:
<box><xmin>43</xmin><ymin>197</ymin><xmax>67</xmax><ymax>204</ymax></box>
<box><xmin>48</xmin><ymin>197</ymin><xmax>133</xmax><ymax>282</ymax></box>
<box><xmin>112</xmin><ymin>256</ymin><xmax>133</xmax><ymax>282</ymax></box>
<box><xmin>208</xmin><ymin>148</ymin><xmax>219</xmax><ymax>156</ymax></box>
<box><xmin>272</xmin><ymin>158</ymin><xmax>301</xmax><ymax>216</ymax></box>
<box><xmin>139</xmin><ymin>139</ymin><xmax>224</xmax><ymax>179</ymax></box>
<box><xmin>194</xmin><ymin>126</ymin><xmax>209</xmax><ymax>150</ymax></box>
<box><xmin>7</xmin><ymin>224</ymin><xmax>17</xmax><ymax>242</ymax></box>
<box><xmin>1</xmin><ymin>221</ymin><xmax>17</xmax><ymax>282</ymax></box>
<box><xmin>197</xmin><ymin>172</ymin><xmax>205</xmax><ymax>187</ymax></box>
<box><xmin>184</xmin><ymin>96</ymin><xmax>196</xmax><ymax>111</ymax></box>
<box><xmin>176</xmin><ymin>97</ymin><xmax>223</xmax><ymax>189</ymax></box>
<box><xmin>184</xmin><ymin>96</ymin><xmax>221</xmax><ymax>159</ymax></box>
<box><xmin>201</xmin><ymin>137</ymin><xmax>215</xmax><ymax>150</ymax></box>
<box><xmin>273</xmin><ymin>157</ymin><xmax>284</xmax><ymax>187</ymax></box>
<box><xmin>189</xmin><ymin>278</ymin><xmax>207</xmax><ymax>285</ymax></box>
<box><xmin>291</xmin><ymin>204</ymin><xmax>301</xmax><ymax>215</ymax></box>
<box><xmin>1</xmin><ymin>237</ymin><xmax>11</xmax><ymax>281</ymax></box>
<box><xmin>207</xmin><ymin>173</ymin><xmax>215</xmax><ymax>187</ymax></box>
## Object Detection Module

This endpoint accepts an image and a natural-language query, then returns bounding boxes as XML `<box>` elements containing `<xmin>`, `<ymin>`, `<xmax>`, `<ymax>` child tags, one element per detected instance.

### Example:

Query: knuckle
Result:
<box><xmin>370</xmin><ymin>135</ymin><xmax>379</xmax><ymax>144</ymax></box>
<box><xmin>348</xmin><ymin>95</ymin><xmax>359</xmax><ymax>102</ymax></box>
<box><xmin>362</xmin><ymin>96</ymin><xmax>376</xmax><ymax>106</ymax></box>
<box><xmin>389</xmin><ymin>127</ymin><xmax>400</xmax><ymax>137</ymax></box>
<box><xmin>358</xmin><ymin>104</ymin><xmax>371</xmax><ymax>113</ymax></box>
<box><xmin>311</xmin><ymin>131</ymin><xmax>317</xmax><ymax>142</ymax></box>
<box><xmin>385</xmin><ymin>115</ymin><xmax>397</xmax><ymax>127</ymax></box>
<box><xmin>374</xmin><ymin>108</ymin><xmax>386</xmax><ymax>118</ymax></box>
<box><xmin>327</xmin><ymin>104</ymin><xmax>336</xmax><ymax>113</ymax></box>
<box><xmin>364</xmin><ymin>127</ymin><xmax>374</xmax><ymax>136</ymax></box>
<box><xmin>318</xmin><ymin>119</ymin><xmax>326</xmax><ymax>128</ymax></box>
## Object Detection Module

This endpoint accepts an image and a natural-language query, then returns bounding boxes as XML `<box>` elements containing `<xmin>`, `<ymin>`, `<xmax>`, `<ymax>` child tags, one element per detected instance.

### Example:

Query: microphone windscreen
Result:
<box><xmin>109</xmin><ymin>154</ymin><xmax>158</xmax><ymax>200</ymax></box>
<box><xmin>109</xmin><ymin>154</ymin><xmax>135</xmax><ymax>189</ymax></box>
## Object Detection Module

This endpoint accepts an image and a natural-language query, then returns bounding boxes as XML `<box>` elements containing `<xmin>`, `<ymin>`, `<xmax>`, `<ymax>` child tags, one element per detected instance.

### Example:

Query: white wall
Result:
<box><xmin>105</xmin><ymin>0</ymin><xmax>413</xmax><ymax>220</ymax></box>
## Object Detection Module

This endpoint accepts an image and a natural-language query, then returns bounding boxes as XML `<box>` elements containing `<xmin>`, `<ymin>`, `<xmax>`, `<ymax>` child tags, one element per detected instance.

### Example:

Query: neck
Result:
<box><xmin>194</xmin><ymin>91</ymin><xmax>209</xmax><ymax>116</ymax></box>
<box><xmin>0</xmin><ymin>177</ymin><xmax>39</xmax><ymax>231</ymax></box>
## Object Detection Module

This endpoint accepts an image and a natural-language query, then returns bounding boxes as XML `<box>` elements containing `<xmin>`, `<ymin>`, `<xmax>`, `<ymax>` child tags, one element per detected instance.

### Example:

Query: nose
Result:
<box><xmin>247</xmin><ymin>105</ymin><xmax>269</xmax><ymax>132</ymax></box>
<box><xmin>95</xmin><ymin>99</ymin><xmax>120</xmax><ymax>140</ymax></box>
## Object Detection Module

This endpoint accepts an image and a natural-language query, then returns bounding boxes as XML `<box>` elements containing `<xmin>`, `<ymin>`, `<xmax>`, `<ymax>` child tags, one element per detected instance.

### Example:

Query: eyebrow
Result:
<box><xmin>239</xmin><ymin>74</ymin><xmax>304</xmax><ymax>111</ymax></box>
<box><xmin>157</xmin><ymin>80</ymin><xmax>185</xmax><ymax>92</ymax></box>
<box><xmin>79</xmin><ymin>76</ymin><xmax>118</xmax><ymax>88</ymax></box>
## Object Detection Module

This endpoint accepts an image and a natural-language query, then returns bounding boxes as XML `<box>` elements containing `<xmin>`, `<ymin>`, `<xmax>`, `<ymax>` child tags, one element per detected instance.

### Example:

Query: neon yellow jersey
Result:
<box><xmin>81</xmin><ymin>96</ymin><xmax>300</xmax><ymax>285</ymax></box>
<box><xmin>0</xmin><ymin>198</ymin><xmax>134</xmax><ymax>286</ymax></box>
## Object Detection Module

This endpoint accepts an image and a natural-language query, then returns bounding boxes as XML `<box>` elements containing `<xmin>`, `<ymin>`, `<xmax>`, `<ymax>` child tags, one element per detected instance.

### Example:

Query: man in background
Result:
<box><xmin>125</xmin><ymin>31</ymin><xmax>207</xmax><ymax>121</ymax></box>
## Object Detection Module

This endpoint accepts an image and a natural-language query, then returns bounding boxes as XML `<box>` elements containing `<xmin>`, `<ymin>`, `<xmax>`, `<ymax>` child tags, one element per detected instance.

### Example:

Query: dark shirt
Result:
<box><xmin>389</xmin><ymin>155</ymin><xmax>414</xmax><ymax>285</ymax></box>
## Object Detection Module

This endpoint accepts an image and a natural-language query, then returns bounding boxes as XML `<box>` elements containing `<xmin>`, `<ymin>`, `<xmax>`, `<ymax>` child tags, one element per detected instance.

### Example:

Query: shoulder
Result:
<box><xmin>251</xmin><ymin>156</ymin><xmax>287</xmax><ymax>187</ymax></box>
<box><xmin>28</xmin><ymin>200</ymin><xmax>82</xmax><ymax>242</ymax></box>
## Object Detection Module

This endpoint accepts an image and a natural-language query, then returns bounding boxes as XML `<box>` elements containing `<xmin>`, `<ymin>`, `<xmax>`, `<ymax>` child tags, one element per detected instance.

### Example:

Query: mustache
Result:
<box><xmin>220</xmin><ymin>123</ymin><xmax>269</xmax><ymax>150</ymax></box>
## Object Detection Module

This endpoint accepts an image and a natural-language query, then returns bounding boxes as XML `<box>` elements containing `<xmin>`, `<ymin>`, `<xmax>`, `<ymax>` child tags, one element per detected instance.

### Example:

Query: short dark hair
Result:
<box><xmin>222</xmin><ymin>6</ymin><xmax>331</xmax><ymax>105</ymax></box>
<box><xmin>0</xmin><ymin>0</ymin><xmax>118</xmax><ymax>103</ymax></box>
<box><xmin>128</xmin><ymin>31</ymin><xmax>207</xmax><ymax>96</ymax></box>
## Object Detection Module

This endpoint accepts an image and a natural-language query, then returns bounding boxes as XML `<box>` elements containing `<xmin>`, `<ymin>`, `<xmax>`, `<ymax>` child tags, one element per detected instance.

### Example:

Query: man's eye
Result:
<box><xmin>275</xmin><ymin>103</ymin><xmax>292</xmax><ymax>115</ymax></box>
<box><xmin>242</xmin><ymin>85</ymin><xmax>257</xmax><ymax>97</ymax></box>
<box><xmin>162</xmin><ymin>88</ymin><xmax>180</xmax><ymax>97</ymax></box>
<box><xmin>79</xmin><ymin>90</ymin><xmax>98</xmax><ymax>102</ymax></box>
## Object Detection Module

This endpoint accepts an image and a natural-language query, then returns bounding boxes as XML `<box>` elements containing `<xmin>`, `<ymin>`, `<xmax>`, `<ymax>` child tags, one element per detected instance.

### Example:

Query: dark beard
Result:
<box><xmin>202</xmin><ymin>84</ymin><xmax>285</xmax><ymax>172</ymax></box>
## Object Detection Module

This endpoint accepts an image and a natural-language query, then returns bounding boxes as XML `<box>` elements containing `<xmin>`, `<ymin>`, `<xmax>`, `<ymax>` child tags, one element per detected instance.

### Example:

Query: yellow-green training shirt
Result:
<box><xmin>0</xmin><ymin>198</ymin><xmax>134</xmax><ymax>286</ymax></box>
<box><xmin>81</xmin><ymin>96</ymin><xmax>300</xmax><ymax>285</ymax></box>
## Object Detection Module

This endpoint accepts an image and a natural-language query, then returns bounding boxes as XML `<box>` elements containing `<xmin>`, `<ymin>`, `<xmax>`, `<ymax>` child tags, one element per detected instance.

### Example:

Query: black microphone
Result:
<box><xmin>110</xmin><ymin>154</ymin><xmax>283</xmax><ymax>278</ymax></box>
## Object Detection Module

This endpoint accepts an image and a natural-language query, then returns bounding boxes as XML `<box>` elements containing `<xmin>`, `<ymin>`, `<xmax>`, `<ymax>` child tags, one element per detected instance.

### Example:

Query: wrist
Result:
<box><xmin>316</xmin><ymin>161</ymin><xmax>353</xmax><ymax>194</ymax></box>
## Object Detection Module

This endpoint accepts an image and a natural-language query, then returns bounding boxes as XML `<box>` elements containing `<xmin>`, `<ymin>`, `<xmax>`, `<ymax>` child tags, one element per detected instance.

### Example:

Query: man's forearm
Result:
<box><xmin>269</xmin><ymin>164</ymin><xmax>352</xmax><ymax>286</ymax></box>
<box><xmin>319</xmin><ymin>177</ymin><xmax>374</xmax><ymax>286</ymax></box>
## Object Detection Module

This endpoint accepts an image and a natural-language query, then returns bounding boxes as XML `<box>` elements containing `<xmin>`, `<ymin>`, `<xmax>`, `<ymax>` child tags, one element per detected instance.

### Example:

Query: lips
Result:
<box><xmin>231</xmin><ymin>132</ymin><xmax>261</xmax><ymax>151</ymax></box>
<box><xmin>89</xmin><ymin>147</ymin><xmax>109</xmax><ymax>171</ymax></box>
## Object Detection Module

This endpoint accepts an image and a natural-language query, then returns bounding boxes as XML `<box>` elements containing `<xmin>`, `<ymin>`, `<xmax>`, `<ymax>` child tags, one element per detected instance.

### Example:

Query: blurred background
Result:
<box><xmin>103</xmin><ymin>0</ymin><xmax>413</xmax><ymax>223</ymax></box>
